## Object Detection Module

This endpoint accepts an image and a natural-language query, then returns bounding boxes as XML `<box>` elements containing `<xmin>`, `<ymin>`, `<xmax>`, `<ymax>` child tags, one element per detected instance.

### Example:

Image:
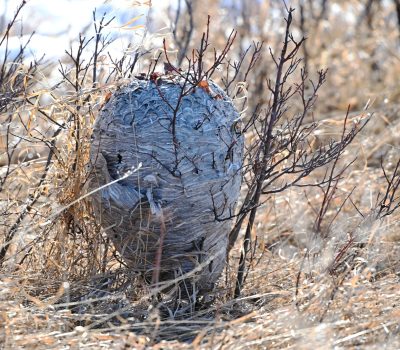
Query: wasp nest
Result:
<box><xmin>88</xmin><ymin>74</ymin><xmax>243</xmax><ymax>295</ymax></box>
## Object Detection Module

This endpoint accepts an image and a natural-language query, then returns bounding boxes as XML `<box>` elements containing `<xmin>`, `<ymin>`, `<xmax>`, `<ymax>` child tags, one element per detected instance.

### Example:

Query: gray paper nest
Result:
<box><xmin>87</xmin><ymin>74</ymin><xmax>243</xmax><ymax>295</ymax></box>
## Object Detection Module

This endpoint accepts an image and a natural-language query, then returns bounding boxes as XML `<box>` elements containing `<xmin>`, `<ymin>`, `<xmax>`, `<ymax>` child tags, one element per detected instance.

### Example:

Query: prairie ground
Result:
<box><xmin>1</xmin><ymin>1</ymin><xmax>399</xmax><ymax>349</ymax></box>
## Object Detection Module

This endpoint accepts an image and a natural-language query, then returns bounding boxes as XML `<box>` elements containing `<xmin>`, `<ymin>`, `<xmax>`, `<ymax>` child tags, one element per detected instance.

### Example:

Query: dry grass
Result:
<box><xmin>1</xmin><ymin>1</ymin><xmax>400</xmax><ymax>349</ymax></box>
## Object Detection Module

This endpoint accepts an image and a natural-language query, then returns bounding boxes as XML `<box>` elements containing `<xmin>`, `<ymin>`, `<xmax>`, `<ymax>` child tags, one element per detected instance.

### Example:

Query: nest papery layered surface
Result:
<box><xmin>88</xmin><ymin>76</ymin><xmax>244</xmax><ymax>293</ymax></box>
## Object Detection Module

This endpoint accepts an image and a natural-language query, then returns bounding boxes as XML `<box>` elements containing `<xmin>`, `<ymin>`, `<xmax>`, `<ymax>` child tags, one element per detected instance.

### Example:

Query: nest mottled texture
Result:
<box><xmin>87</xmin><ymin>75</ymin><xmax>243</xmax><ymax>294</ymax></box>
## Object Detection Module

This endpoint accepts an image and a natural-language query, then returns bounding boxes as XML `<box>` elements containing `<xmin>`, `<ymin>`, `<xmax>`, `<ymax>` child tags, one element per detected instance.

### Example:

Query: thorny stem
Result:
<box><xmin>151</xmin><ymin>209</ymin><xmax>167</xmax><ymax>287</ymax></box>
<box><xmin>313</xmin><ymin>107</ymin><xmax>350</xmax><ymax>234</ymax></box>
<box><xmin>0</xmin><ymin>127</ymin><xmax>61</xmax><ymax>266</ymax></box>
<box><xmin>0</xmin><ymin>9</ymin><xmax>116</xmax><ymax>266</ymax></box>
<box><xmin>234</xmin><ymin>8</ymin><xmax>300</xmax><ymax>298</ymax></box>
